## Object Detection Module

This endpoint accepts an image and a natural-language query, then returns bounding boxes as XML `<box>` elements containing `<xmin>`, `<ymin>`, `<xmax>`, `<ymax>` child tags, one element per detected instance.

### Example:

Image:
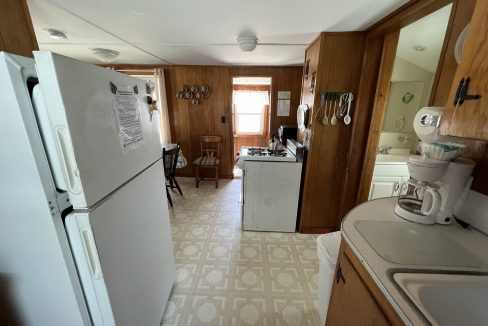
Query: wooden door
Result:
<box><xmin>326</xmin><ymin>250</ymin><xmax>390</xmax><ymax>326</ymax></box>
<box><xmin>441</xmin><ymin>0</ymin><xmax>488</xmax><ymax>140</ymax></box>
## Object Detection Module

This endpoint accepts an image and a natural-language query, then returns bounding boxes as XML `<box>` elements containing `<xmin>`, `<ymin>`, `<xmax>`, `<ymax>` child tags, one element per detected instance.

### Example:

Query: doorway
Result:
<box><xmin>364</xmin><ymin>4</ymin><xmax>452</xmax><ymax>201</ymax></box>
<box><xmin>232</xmin><ymin>76</ymin><xmax>272</xmax><ymax>177</ymax></box>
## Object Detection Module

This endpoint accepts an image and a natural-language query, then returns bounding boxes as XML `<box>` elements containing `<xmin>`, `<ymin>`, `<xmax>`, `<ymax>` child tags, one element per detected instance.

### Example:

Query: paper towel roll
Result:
<box><xmin>413</xmin><ymin>107</ymin><xmax>450</xmax><ymax>143</ymax></box>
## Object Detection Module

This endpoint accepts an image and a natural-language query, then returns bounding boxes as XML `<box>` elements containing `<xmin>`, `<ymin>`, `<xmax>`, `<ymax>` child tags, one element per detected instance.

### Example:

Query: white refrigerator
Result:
<box><xmin>0</xmin><ymin>51</ymin><xmax>175</xmax><ymax>326</ymax></box>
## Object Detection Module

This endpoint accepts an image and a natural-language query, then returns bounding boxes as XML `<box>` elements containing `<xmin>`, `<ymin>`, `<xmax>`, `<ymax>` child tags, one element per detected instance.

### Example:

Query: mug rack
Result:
<box><xmin>315</xmin><ymin>91</ymin><xmax>355</xmax><ymax>126</ymax></box>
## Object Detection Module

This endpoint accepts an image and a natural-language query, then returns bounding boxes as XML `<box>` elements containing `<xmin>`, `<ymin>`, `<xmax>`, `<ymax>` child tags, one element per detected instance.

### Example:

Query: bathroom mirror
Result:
<box><xmin>379</xmin><ymin>4</ymin><xmax>452</xmax><ymax>154</ymax></box>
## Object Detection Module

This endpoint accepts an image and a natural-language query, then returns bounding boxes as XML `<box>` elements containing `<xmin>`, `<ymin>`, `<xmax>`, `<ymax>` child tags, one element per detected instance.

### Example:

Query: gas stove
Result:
<box><xmin>238</xmin><ymin>143</ymin><xmax>304</xmax><ymax>233</ymax></box>
<box><xmin>245</xmin><ymin>147</ymin><xmax>288</xmax><ymax>157</ymax></box>
<box><xmin>236</xmin><ymin>146</ymin><xmax>297</xmax><ymax>169</ymax></box>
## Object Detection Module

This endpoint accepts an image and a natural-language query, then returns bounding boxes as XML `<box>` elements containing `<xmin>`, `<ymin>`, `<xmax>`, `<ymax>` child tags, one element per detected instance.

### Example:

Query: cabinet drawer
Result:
<box><xmin>373</xmin><ymin>164</ymin><xmax>409</xmax><ymax>177</ymax></box>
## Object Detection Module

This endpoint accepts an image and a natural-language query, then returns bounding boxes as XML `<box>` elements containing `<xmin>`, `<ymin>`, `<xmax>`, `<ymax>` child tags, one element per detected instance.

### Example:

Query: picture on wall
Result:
<box><xmin>382</xmin><ymin>81</ymin><xmax>425</xmax><ymax>132</ymax></box>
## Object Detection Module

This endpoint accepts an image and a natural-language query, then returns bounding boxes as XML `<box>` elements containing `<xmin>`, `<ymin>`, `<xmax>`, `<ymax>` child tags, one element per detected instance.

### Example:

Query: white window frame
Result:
<box><xmin>233</xmin><ymin>90</ymin><xmax>269</xmax><ymax>136</ymax></box>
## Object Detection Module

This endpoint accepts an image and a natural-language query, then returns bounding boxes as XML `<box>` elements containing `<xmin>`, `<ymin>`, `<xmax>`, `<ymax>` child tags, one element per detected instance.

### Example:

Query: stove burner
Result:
<box><xmin>267</xmin><ymin>149</ymin><xmax>287</xmax><ymax>157</ymax></box>
<box><xmin>247</xmin><ymin>148</ymin><xmax>266</xmax><ymax>156</ymax></box>
<box><xmin>245</xmin><ymin>147</ymin><xmax>288</xmax><ymax>157</ymax></box>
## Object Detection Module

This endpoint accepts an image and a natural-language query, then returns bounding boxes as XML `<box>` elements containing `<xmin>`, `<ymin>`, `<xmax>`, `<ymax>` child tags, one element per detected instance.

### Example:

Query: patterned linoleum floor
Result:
<box><xmin>162</xmin><ymin>177</ymin><xmax>320</xmax><ymax>326</ymax></box>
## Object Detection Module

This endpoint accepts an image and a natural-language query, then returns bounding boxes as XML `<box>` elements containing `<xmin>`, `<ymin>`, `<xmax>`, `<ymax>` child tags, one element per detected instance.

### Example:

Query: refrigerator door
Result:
<box><xmin>0</xmin><ymin>52</ymin><xmax>91</xmax><ymax>326</ymax></box>
<box><xmin>33</xmin><ymin>51</ymin><xmax>161</xmax><ymax>209</ymax></box>
<box><xmin>65</xmin><ymin>160</ymin><xmax>175</xmax><ymax>326</ymax></box>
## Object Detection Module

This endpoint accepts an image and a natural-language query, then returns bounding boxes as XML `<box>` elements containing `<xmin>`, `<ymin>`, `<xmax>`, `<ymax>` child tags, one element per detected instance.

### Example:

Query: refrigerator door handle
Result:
<box><xmin>56</xmin><ymin>127</ymin><xmax>82</xmax><ymax>194</ymax></box>
<box><xmin>81</xmin><ymin>228</ymin><xmax>103</xmax><ymax>280</ymax></box>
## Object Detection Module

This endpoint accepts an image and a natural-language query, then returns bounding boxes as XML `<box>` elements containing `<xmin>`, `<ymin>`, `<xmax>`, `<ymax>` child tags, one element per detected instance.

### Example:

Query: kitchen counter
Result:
<box><xmin>341</xmin><ymin>198</ymin><xmax>488</xmax><ymax>325</ymax></box>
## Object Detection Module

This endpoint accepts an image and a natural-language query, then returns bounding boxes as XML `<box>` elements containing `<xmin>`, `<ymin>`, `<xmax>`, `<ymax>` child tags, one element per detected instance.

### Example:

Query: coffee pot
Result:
<box><xmin>393</xmin><ymin>107</ymin><xmax>475</xmax><ymax>225</ymax></box>
<box><xmin>268</xmin><ymin>133</ymin><xmax>283</xmax><ymax>151</ymax></box>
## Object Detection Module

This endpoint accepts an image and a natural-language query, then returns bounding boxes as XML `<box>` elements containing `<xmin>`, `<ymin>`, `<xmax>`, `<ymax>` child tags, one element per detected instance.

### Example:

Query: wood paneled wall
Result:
<box><xmin>339</xmin><ymin>35</ymin><xmax>385</xmax><ymax>219</ymax></box>
<box><xmin>298</xmin><ymin>33</ymin><xmax>366</xmax><ymax>233</ymax></box>
<box><xmin>164</xmin><ymin>65</ymin><xmax>303</xmax><ymax>178</ymax></box>
<box><xmin>0</xmin><ymin>0</ymin><xmax>38</xmax><ymax>56</ymax></box>
<box><xmin>229</xmin><ymin>66</ymin><xmax>303</xmax><ymax>134</ymax></box>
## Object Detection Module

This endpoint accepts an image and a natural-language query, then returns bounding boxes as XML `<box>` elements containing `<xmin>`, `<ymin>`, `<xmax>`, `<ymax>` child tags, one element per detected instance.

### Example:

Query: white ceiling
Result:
<box><xmin>28</xmin><ymin>0</ymin><xmax>408</xmax><ymax>66</ymax></box>
<box><xmin>396</xmin><ymin>4</ymin><xmax>452</xmax><ymax>73</ymax></box>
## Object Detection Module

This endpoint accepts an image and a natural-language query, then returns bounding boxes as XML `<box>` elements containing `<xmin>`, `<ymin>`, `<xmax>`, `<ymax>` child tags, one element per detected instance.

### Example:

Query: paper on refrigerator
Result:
<box><xmin>114</xmin><ymin>88</ymin><xmax>144</xmax><ymax>151</ymax></box>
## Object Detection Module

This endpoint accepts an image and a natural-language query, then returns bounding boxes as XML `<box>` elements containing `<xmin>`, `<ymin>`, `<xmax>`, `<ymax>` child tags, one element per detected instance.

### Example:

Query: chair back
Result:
<box><xmin>200</xmin><ymin>136</ymin><xmax>221</xmax><ymax>158</ymax></box>
<box><xmin>162</xmin><ymin>144</ymin><xmax>180</xmax><ymax>178</ymax></box>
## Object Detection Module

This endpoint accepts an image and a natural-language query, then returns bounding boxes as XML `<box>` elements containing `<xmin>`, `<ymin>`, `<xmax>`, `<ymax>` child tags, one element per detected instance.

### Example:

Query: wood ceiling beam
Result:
<box><xmin>0</xmin><ymin>0</ymin><xmax>38</xmax><ymax>56</ymax></box>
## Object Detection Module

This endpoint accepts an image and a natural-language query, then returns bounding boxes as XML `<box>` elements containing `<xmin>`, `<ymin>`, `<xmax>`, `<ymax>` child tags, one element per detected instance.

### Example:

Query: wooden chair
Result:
<box><xmin>163</xmin><ymin>143</ymin><xmax>182</xmax><ymax>207</ymax></box>
<box><xmin>193</xmin><ymin>136</ymin><xmax>221</xmax><ymax>188</ymax></box>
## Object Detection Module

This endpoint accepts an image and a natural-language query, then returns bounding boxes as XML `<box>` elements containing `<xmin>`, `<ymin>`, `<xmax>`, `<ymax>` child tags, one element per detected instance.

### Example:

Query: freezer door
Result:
<box><xmin>33</xmin><ymin>51</ymin><xmax>161</xmax><ymax>209</ymax></box>
<box><xmin>66</xmin><ymin>160</ymin><xmax>175</xmax><ymax>326</ymax></box>
<box><xmin>0</xmin><ymin>52</ymin><xmax>91</xmax><ymax>326</ymax></box>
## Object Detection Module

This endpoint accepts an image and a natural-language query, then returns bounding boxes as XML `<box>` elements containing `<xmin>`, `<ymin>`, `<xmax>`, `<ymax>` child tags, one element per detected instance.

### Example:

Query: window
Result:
<box><xmin>233</xmin><ymin>90</ymin><xmax>269</xmax><ymax>135</ymax></box>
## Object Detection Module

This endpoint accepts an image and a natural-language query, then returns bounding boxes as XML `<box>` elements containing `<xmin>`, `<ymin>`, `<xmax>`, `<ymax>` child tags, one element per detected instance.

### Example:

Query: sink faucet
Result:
<box><xmin>377</xmin><ymin>145</ymin><xmax>392</xmax><ymax>155</ymax></box>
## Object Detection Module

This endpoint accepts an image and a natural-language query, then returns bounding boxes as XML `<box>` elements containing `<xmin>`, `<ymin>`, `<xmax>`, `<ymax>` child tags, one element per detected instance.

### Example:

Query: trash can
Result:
<box><xmin>316</xmin><ymin>231</ymin><xmax>341</xmax><ymax>325</ymax></box>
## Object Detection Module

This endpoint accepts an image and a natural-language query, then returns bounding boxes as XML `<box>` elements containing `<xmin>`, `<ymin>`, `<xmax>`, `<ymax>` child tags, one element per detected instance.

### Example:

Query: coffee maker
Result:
<box><xmin>394</xmin><ymin>107</ymin><xmax>475</xmax><ymax>225</ymax></box>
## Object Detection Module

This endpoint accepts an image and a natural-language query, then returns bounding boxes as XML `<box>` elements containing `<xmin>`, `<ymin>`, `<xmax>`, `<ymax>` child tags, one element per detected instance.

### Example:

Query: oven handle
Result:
<box><xmin>241</xmin><ymin>170</ymin><xmax>245</xmax><ymax>207</ymax></box>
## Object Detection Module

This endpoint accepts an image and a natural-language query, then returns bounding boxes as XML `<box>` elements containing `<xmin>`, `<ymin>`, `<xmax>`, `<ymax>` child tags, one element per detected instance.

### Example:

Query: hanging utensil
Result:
<box><xmin>331</xmin><ymin>94</ymin><xmax>338</xmax><ymax>125</ymax></box>
<box><xmin>340</xmin><ymin>93</ymin><xmax>348</xmax><ymax>117</ymax></box>
<box><xmin>344</xmin><ymin>92</ymin><xmax>354</xmax><ymax>125</ymax></box>
<box><xmin>336</xmin><ymin>93</ymin><xmax>344</xmax><ymax>119</ymax></box>
<box><xmin>315</xmin><ymin>93</ymin><xmax>326</xmax><ymax>122</ymax></box>
<box><xmin>322</xmin><ymin>94</ymin><xmax>330</xmax><ymax>125</ymax></box>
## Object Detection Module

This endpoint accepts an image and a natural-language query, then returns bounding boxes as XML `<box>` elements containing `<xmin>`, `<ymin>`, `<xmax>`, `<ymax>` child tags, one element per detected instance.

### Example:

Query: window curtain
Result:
<box><xmin>154</xmin><ymin>68</ymin><xmax>171</xmax><ymax>144</ymax></box>
<box><xmin>232</xmin><ymin>90</ymin><xmax>270</xmax><ymax>108</ymax></box>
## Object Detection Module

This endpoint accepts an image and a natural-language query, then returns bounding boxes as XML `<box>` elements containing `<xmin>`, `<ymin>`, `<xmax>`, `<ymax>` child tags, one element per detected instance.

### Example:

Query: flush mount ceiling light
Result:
<box><xmin>91</xmin><ymin>48</ymin><xmax>120</xmax><ymax>63</ymax></box>
<box><xmin>238</xmin><ymin>35</ymin><xmax>258</xmax><ymax>52</ymax></box>
<box><xmin>414</xmin><ymin>45</ymin><xmax>426</xmax><ymax>52</ymax></box>
<box><xmin>44</xmin><ymin>28</ymin><xmax>68</xmax><ymax>40</ymax></box>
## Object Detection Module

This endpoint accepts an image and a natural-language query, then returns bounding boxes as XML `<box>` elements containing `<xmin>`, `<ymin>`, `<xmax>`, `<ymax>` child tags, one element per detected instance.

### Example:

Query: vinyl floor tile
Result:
<box><xmin>162</xmin><ymin>178</ymin><xmax>321</xmax><ymax>326</ymax></box>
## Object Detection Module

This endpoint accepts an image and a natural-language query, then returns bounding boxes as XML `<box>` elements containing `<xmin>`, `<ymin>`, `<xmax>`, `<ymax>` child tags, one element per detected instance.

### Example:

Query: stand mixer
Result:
<box><xmin>394</xmin><ymin>107</ymin><xmax>475</xmax><ymax>225</ymax></box>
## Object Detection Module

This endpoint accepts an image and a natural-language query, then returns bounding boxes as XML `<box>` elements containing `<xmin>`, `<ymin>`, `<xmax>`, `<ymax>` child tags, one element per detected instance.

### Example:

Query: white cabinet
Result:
<box><xmin>369</xmin><ymin>162</ymin><xmax>410</xmax><ymax>200</ymax></box>
<box><xmin>369</xmin><ymin>176</ymin><xmax>403</xmax><ymax>200</ymax></box>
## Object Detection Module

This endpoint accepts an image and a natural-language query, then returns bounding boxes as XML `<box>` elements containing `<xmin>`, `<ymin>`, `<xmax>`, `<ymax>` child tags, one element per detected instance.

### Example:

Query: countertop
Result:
<box><xmin>341</xmin><ymin>198</ymin><xmax>488</xmax><ymax>325</ymax></box>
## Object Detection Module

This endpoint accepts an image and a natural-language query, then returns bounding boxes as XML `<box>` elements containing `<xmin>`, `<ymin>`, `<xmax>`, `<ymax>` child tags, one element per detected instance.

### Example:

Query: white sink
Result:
<box><xmin>393</xmin><ymin>273</ymin><xmax>488</xmax><ymax>325</ymax></box>
<box><xmin>375</xmin><ymin>154</ymin><xmax>409</xmax><ymax>164</ymax></box>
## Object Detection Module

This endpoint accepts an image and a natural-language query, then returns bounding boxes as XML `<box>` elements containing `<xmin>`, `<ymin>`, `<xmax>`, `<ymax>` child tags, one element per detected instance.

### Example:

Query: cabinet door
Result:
<box><xmin>441</xmin><ymin>0</ymin><xmax>488</xmax><ymax>140</ymax></box>
<box><xmin>326</xmin><ymin>251</ymin><xmax>390</xmax><ymax>326</ymax></box>
<box><xmin>368</xmin><ymin>177</ymin><xmax>401</xmax><ymax>200</ymax></box>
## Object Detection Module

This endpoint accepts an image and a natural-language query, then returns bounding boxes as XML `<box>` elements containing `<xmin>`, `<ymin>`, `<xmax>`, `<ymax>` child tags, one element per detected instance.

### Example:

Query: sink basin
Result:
<box><xmin>393</xmin><ymin>273</ymin><xmax>488</xmax><ymax>325</ymax></box>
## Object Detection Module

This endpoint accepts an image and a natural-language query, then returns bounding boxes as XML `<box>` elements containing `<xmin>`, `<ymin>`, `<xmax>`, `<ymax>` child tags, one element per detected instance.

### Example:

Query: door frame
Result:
<box><xmin>356</xmin><ymin>0</ymin><xmax>465</xmax><ymax>203</ymax></box>
<box><xmin>229</xmin><ymin>75</ymin><xmax>273</xmax><ymax>170</ymax></box>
